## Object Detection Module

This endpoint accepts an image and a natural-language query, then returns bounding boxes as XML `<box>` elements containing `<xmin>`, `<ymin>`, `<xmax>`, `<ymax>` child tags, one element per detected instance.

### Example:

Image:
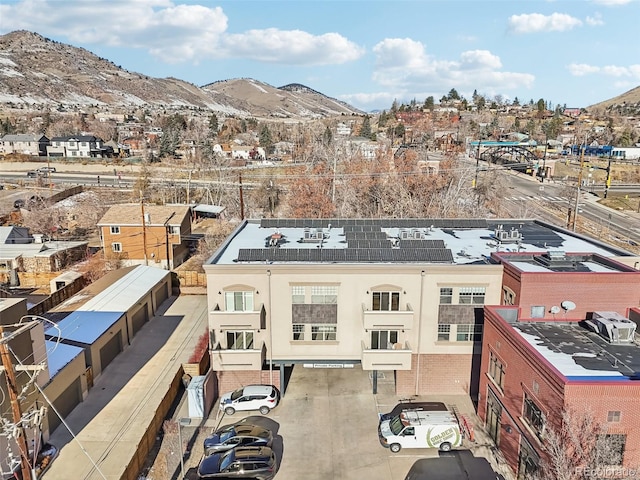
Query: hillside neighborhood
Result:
<box><xmin>1</xmin><ymin>28</ymin><xmax>640</xmax><ymax>480</ymax></box>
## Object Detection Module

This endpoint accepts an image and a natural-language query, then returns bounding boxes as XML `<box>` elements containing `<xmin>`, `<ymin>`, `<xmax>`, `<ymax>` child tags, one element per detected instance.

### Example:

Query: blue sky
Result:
<box><xmin>1</xmin><ymin>0</ymin><xmax>639</xmax><ymax>111</ymax></box>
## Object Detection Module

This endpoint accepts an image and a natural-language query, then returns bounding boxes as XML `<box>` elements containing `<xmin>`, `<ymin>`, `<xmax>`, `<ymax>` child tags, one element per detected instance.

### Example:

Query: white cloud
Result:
<box><xmin>592</xmin><ymin>0</ymin><xmax>633</xmax><ymax>5</ymax></box>
<box><xmin>602</xmin><ymin>65</ymin><xmax>631</xmax><ymax>76</ymax></box>
<box><xmin>585</xmin><ymin>13</ymin><xmax>604</xmax><ymax>25</ymax></box>
<box><xmin>459</xmin><ymin>50</ymin><xmax>502</xmax><ymax>70</ymax></box>
<box><xmin>0</xmin><ymin>0</ymin><xmax>364</xmax><ymax>66</ymax></box>
<box><xmin>369</xmin><ymin>38</ymin><xmax>534</xmax><ymax>104</ymax></box>
<box><xmin>508</xmin><ymin>12</ymin><xmax>583</xmax><ymax>33</ymax></box>
<box><xmin>567</xmin><ymin>62</ymin><xmax>640</xmax><ymax>79</ymax></box>
<box><xmin>567</xmin><ymin>63</ymin><xmax>601</xmax><ymax>76</ymax></box>
<box><xmin>220</xmin><ymin>29</ymin><xmax>364</xmax><ymax>65</ymax></box>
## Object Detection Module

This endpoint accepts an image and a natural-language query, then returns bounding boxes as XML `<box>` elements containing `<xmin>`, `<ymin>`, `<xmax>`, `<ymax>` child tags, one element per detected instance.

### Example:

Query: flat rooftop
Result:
<box><xmin>513</xmin><ymin>320</ymin><xmax>640</xmax><ymax>381</ymax></box>
<box><xmin>210</xmin><ymin>218</ymin><xmax>631</xmax><ymax>266</ymax></box>
<box><xmin>495</xmin><ymin>251</ymin><xmax>637</xmax><ymax>273</ymax></box>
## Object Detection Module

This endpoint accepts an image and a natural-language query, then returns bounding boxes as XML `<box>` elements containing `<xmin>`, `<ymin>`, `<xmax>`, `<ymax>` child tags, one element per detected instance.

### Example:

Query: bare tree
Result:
<box><xmin>541</xmin><ymin>408</ymin><xmax>635</xmax><ymax>480</ymax></box>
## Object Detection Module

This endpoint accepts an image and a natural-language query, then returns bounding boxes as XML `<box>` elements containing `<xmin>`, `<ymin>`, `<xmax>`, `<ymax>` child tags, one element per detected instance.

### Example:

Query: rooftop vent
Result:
<box><xmin>302</xmin><ymin>227</ymin><xmax>325</xmax><ymax>242</ymax></box>
<box><xmin>493</xmin><ymin>225</ymin><xmax>522</xmax><ymax>244</ymax></box>
<box><xmin>584</xmin><ymin>311</ymin><xmax>637</xmax><ymax>345</ymax></box>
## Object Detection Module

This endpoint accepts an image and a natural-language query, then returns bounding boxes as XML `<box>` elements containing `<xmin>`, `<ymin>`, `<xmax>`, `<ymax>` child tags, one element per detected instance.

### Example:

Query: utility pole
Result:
<box><xmin>238</xmin><ymin>173</ymin><xmax>245</xmax><ymax>220</ymax></box>
<box><xmin>572</xmin><ymin>142</ymin><xmax>586</xmax><ymax>232</ymax></box>
<box><xmin>604</xmin><ymin>156</ymin><xmax>612</xmax><ymax>199</ymax></box>
<box><xmin>140</xmin><ymin>195</ymin><xmax>148</xmax><ymax>266</ymax></box>
<box><xmin>473</xmin><ymin>137</ymin><xmax>482</xmax><ymax>188</ymax></box>
<box><xmin>0</xmin><ymin>323</ymin><xmax>37</xmax><ymax>480</ymax></box>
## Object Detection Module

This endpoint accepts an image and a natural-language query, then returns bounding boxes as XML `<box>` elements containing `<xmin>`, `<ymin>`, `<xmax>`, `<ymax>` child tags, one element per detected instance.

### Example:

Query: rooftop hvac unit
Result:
<box><xmin>584</xmin><ymin>311</ymin><xmax>637</xmax><ymax>345</ymax></box>
<box><xmin>494</xmin><ymin>225</ymin><xmax>522</xmax><ymax>244</ymax></box>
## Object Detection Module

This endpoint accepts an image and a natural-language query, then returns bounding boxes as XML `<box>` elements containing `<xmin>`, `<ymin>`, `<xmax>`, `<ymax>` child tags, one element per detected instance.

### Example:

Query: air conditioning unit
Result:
<box><xmin>584</xmin><ymin>311</ymin><xmax>637</xmax><ymax>344</ymax></box>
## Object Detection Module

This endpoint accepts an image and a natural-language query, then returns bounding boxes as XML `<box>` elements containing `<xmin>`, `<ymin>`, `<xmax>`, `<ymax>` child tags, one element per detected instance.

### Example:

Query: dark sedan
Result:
<box><xmin>197</xmin><ymin>446</ymin><xmax>276</xmax><ymax>480</ymax></box>
<box><xmin>204</xmin><ymin>423</ymin><xmax>273</xmax><ymax>455</ymax></box>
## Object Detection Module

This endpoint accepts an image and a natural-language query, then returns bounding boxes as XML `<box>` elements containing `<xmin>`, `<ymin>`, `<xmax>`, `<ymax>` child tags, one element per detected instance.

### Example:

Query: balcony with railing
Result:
<box><xmin>209</xmin><ymin>304</ymin><xmax>265</xmax><ymax>331</ymax></box>
<box><xmin>362</xmin><ymin>303</ymin><xmax>414</xmax><ymax>331</ymax></box>
<box><xmin>210</xmin><ymin>341</ymin><xmax>266</xmax><ymax>371</ymax></box>
<box><xmin>361</xmin><ymin>340</ymin><xmax>412</xmax><ymax>370</ymax></box>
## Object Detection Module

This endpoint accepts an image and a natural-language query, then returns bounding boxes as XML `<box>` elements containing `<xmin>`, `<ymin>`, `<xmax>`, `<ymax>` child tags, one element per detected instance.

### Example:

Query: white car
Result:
<box><xmin>219</xmin><ymin>385</ymin><xmax>280</xmax><ymax>415</ymax></box>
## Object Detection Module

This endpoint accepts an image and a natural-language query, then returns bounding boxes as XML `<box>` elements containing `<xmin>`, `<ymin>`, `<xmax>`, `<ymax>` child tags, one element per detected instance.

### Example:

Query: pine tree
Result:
<box><xmin>360</xmin><ymin>116</ymin><xmax>372</xmax><ymax>139</ymax></box>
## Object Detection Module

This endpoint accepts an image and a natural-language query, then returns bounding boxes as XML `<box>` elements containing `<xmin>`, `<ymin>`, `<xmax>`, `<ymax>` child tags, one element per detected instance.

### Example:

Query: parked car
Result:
<box><xmin>379</xmin><ymin>401</ymin><xmax>448</xmax><ymax>423</ymax></box>
<box><xmin>379</xmin><ymin>410</ymin><xmax>463</xmax><ymax>453</ymax></box>
<box><xmin>37</xmin><ymin>166</ymin><xmax>56</xmax><ymax>173</ymax></box>
<box><xmin>13</xmin><ymin>199</ymin><xmax>25</xmax><ymax>209</ymax></box>
<box><xmin>219</xmin><ymin>385</ymin><xmax>280</xmax><ymax>416</ymax></box>
<box><xmin>197</xmin><ymin>446</ymin><xmax>276</xmax><ymax>480</ymax></box>
<box><xmin>203</xmin><ymin>422</ymin><xmax>273</xmax><ymax>455</ymax></box>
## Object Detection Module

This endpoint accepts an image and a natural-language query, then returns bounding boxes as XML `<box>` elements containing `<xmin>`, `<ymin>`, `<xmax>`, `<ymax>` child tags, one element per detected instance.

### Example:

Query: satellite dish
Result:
<box><xmin>550</xmin><ymin>306</ymin><xmax>561</xmax><ymax>314</ymax></box>
<box><xmin>561</xmin><ymin>300</ymin><xmax>576</xmax><ymax>312</ymax></box>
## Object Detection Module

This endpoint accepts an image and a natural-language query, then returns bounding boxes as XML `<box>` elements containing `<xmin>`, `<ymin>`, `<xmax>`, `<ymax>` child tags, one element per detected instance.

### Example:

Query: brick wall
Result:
<box><xmin>478</xmin><ymin>309</ymin><xmax>566</xmax><ymax>476</ymax></box>
<box><xmin>565</xmin><ymin>384</ymin><xmax>640</xmax><ymax>467</ymax></box>
<box><xmin>213</xmin><ymin>368</ymin><xmax>282</xmax><ymax>399</ymax></box>
<box><xmin>396</xmin><ymin>353</ymin><xmax>478</xmax><ymax>396</ymax></box>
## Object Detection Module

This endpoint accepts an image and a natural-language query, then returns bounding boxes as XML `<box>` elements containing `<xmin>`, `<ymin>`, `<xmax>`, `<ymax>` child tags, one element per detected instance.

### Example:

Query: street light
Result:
<box><xmin>178</xmin><ymin>417</ymin><xmax>191</xmax><ymax>479</ymax></box>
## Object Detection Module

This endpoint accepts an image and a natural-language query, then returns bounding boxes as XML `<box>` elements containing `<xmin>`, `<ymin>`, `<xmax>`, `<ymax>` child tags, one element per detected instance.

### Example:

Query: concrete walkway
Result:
<box><xmin>44</xmin><ymin>294</ymin><xmax>208</xmax><ymax>480</ymax></box>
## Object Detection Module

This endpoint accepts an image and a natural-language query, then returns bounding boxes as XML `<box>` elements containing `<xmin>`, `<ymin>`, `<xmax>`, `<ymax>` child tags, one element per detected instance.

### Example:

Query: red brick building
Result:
<box><xmin>478</xmin><ymin>252</ymin><xmax>640</xmax><ymax>478</ymax></box>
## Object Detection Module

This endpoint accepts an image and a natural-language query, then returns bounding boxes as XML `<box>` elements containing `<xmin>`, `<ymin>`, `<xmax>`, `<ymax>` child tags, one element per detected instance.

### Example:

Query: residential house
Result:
<box><xmin>97</xmin><ymin>204</ymin><xmax>192</xmax><ymax>269</ymax></box>
<box><xmin>202</xmin><ymin>218</ymin><xmax>637</xmax><ymax>397</ymax></box>
<box><xmin>0</xmin><ymin>133</ymin><xmax>49</xmax><ymax>156</ymax></box>
<box><xmin>336</xmin><ymin>122</ymin><xmax>352</xmax><ymax>136</ymax></box>
<box><xmin>47</xmin><ymin>135</ymin><xmax>108</xmax><ymax>159</ymax></box>
<box><xmin>0</xmin><ymin>226</ymin><xmax>88</xmax><ymax>288</ymax></box>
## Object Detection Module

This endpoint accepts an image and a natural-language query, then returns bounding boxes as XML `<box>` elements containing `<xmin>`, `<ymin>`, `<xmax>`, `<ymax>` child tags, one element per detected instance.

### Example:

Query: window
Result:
<box><xmin>503</xmin><ymin>287</ymin><xmax>515</xmax><ymax>305</ymax></box>
<box><xmin>437</xmin><ymin>325</ymin><xmax>451</xmax><ymax>341</ymax></box>
<box><xmin>531</xmin><ymin>306</ymin><xmax>545</xmax><ymax>318</ymax></box>
<box><xmin>607</xmin><ymin>411</ymin><xmax>621</xmax><ymax>422</ymax></box>
<box><xmin>111</xmin><ymin>242</ymin><xmax>122</xmax><ymax>253</ymax></box>
<box><xmin>459</xmin><ymin>287</ymin><xmax>486</xmax><ymax>304</ymax></box>
<box><xmin>489</xmin><ymin>352</ymin><xmax>505</xmax><ymax>389</ymax></box>
<box><xmin>456</xmin><ymin>324</ymin><xmax>483</xmax><ymax>342</ymax></box>
<box><xmin>292</xmin><ymin>324</ymin><xmax>305</xmax><ymax>341</ymax></box>
<box><xmin>439</xmin><ymin>288</ymin><xmax>453</xmax><ymax>304</ymax></box>
<box><xmin>371</xmin><ymin>330</ymin><xmax>398</xmax><ymax>349</ymax></box>
<box><xmin>311</xmin><ymin>286</ymin><xmax>337</xmax><ymax>304</ymax></box>
<box><xmin>372</xmin><ymin>291</ymin><xmax>400</xmax><ymax>311</ymax></box>
<box><xmin>523</xmin><ymin>395</ymin><xmax>545</xmax><ymax>438</ymax></box>
<box><xmin>311</xmin><ymin>325</ymin><xmax>336</xmax><ymax>341</ymax></box>
<box><xmin>110</xmin><ymin>226</ymin><xmax>120</xmax><ymax>234</ymax></box>
<box><xmin>225</xmin><ymin>291</ymin><xmax>254</xmax><ymax>312</ymax></box>
<box><xmin>291</xmin><ymin>286</ymin><xmax>305</xmax><ymax>304</ymax></box>
<box><xmin>226</xmin><ymin>331</ymin><xmax>253</xmax><ymax>350</ymax></box>
<box><xmin>597</xmin><ymin>434</ymin><xmax>625</xmax><ymax>465</ymax></box>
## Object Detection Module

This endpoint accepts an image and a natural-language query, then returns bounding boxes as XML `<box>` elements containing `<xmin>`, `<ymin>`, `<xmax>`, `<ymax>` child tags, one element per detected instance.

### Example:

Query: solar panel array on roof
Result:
<box><xmin>497</xmin><ymin>222</ymin><xmax>564</xmax><ymax>248</ymax></box>
<box><xmin>345</xmin><ymin>231</ymin><xmax>389</xmax><ymax>240</ymax></box>
<box><xmin>236</xmin><ymin>248</ymin><xmax>453</xmax><ymax>263</ymax></box>
<box><xmin>399</xmin><ymin>239</ymin><xmax>446</xmax><ymax>248</ymax></box>
<box><xmin>347</xmin><ymin>239</ymin><xmax>393</xmax><ymax>249</ymax></box>
<box><xmin>342</xmin><ymin>225</ymin><xmax>383</xmax><ymax>232</ymax></box>
<box><xmin>260</xmin><ymin>218</ymin><xmax>488</xmax><ymax>229</ymax></box>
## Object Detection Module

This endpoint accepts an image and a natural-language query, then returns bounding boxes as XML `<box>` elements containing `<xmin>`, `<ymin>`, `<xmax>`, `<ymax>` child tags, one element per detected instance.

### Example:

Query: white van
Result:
<box><xmin>378</xmin><ymin>410</ymin><xmax>463</xmax><ymax>453</ymax></box>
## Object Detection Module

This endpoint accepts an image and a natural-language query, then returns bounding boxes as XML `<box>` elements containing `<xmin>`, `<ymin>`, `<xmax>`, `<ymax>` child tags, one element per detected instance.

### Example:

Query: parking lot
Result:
<box><xmin>179</xmin><ymin>365</ymin><xmax>510</xmax><ymax>480</ymax></box>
